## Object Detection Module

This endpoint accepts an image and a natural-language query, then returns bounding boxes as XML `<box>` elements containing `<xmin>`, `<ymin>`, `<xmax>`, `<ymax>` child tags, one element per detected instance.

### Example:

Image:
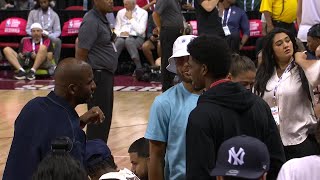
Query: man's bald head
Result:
<box><xmin>54</xmin><ymin>58</ymin><xmax>91</xmax><ymax>86</ymax></box>
<box><xmin>54</xmin><ymin>58</ymin><xmax>95</xmax><ymax>107</ymax></box>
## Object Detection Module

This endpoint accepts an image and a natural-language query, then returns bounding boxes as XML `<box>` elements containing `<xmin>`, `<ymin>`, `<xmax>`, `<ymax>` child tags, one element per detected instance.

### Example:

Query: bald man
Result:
<box><xmin>3</xmin><ymin>58</ymin><xmax>104</xmax><ymax>180</ymax></box>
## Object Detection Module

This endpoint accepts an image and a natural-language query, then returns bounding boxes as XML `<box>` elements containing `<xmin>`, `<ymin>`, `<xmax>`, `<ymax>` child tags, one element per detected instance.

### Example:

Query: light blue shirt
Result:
<box><xmin>145</xmin><ymin>83</ymin><xmax>199</xmax><ymax>180</ymax></box>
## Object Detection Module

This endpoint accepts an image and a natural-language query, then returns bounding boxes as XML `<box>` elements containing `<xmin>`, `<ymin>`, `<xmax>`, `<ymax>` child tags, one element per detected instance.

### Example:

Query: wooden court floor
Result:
<box><xmin>0</xmin><ymin>90</ymin><xmax>160</xmax><ymax>179</ymax></box>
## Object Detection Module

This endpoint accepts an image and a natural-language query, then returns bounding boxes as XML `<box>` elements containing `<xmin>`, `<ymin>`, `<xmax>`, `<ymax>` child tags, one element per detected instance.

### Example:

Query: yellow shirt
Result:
<box><xmin>260</xmin><ymin>0</ymin><xmax>297</xmax><ymax>23</ymax></box>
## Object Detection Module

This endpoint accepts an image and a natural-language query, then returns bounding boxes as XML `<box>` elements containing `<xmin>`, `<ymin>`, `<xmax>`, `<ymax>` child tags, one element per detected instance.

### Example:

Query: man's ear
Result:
<box><xmin>68</xmin><ymin>84</ymin><xmax>78</xmax><ymax>95</ymax></box>
<box><xmin>227</xmin><ymin>73</ymin><xmax>232</xmax><ymax>80</ymax></box>
<box><xmin>216</xmin><ymin>176</ymin><xmax>224</xmax><ymax>180</ymax></box>
<box><xmin>201</xmin><ymin>64</ymin><xmax>208</xmax><ymax>77</ymax></box>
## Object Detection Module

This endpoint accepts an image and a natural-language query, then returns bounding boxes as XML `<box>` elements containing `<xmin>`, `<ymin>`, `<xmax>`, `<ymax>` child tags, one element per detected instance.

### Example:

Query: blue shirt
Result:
<box><xmin>145</xmin><ymin>83</ymin><xmax>199</xmax><ymax>180</ymax></box>
<box><xmin>3</xmin><ymin>92</ymin><xmax>86</xmax><ymax>180</ymax></box>
<box><xmin>222</xmin><ymin>5</ymin><xmax>250</xmax><ymax>36</ymax></box>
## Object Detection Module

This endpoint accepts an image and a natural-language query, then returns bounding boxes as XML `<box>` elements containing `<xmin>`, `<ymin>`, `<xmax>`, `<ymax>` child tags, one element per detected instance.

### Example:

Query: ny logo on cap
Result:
<box><xmin>228</xmin><ymin>147</ymin><xmax>245</xmax><ymax>165</ymax></box>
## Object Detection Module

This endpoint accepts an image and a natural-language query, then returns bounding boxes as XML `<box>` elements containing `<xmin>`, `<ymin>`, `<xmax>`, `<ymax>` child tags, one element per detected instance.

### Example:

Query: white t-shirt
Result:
<box><xmin>277</xmin><ymin>155</ymin><xmax>320</xmax><ymax>180</ymax></box>
<box><xmin>297</xmin><ymin>0</ymin><xmax>320</xmax><ymax>42</ymax></box>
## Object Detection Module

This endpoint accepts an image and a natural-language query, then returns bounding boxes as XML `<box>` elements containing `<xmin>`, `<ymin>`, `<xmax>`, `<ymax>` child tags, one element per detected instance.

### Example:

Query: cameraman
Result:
<box><xmin>3</xmin><ymin>22</ymin><xmax>54</xmax><ymax>80</ymax></box>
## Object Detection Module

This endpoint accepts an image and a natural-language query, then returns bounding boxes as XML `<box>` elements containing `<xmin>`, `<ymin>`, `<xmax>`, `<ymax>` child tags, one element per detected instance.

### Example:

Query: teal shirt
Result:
<box><xmin>145</xmin><ymin>83</ymin><xmax>199</xmax><ymax>179</ymax></box>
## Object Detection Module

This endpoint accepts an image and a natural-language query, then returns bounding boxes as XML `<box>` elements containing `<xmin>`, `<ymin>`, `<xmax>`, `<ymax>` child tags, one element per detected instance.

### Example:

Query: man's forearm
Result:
<box><xmin>152</xmin><ymin>11</ymin><xmax>161</xmax><ymax>28</ymax></box>
<box><xmin>75</xmin><ymin>48</ymin><xmax>89</xmax><ymax>61</ymax></box>
<box><xmin>148</xmin><ymin>157</ymin><xmax>165</xmax><ymax>180</ymax></box>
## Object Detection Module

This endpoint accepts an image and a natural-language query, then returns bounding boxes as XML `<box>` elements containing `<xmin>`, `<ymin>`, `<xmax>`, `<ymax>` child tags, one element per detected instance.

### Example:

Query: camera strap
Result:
<box><xmin>32</xmin><ymin>38</ymin><xmax>43</xmax><ymax>52</ymax></box>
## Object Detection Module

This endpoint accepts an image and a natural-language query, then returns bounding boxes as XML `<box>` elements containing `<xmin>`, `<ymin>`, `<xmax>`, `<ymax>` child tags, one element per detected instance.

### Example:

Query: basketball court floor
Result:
<box><xmin>0</xmin><ymin>70</ymin><xmax>161</xmax><ymax>178</ymax></box>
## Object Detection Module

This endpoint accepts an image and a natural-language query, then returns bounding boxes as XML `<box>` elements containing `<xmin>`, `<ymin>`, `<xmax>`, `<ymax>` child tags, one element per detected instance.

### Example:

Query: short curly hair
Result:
<box><xmin>187</xmin><ymin>35</ymin><xmax>232</xmax><ymax>79</ymax></box>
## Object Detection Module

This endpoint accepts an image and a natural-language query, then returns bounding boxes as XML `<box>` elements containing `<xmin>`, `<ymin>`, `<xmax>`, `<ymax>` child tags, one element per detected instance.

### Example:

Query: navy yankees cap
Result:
<box><xmin>210</xmin><ymin>135</ymin><xmax>270</xmax><ymax>179</ymax></box>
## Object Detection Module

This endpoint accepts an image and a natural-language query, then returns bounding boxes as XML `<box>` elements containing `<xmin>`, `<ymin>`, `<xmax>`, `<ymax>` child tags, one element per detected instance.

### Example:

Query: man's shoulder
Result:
<box><xmin>83</xmin><ymin>10</ymin><xmax>98</xmax><ymax>21</ymax></box>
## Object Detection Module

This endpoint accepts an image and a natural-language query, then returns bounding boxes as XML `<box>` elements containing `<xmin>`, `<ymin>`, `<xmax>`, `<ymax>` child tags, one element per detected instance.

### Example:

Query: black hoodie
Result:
<box><xmin>186</xmin><ymin>81</ymin><xmax>285</xmax><ymax>180</ymax></box>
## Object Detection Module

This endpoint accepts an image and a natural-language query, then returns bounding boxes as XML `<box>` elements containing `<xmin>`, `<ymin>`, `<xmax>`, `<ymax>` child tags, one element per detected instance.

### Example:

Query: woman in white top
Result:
<box><xmin>254</xmin><ymin>28</ymin><xmax>320</xmax><ymax>160</ymax></box>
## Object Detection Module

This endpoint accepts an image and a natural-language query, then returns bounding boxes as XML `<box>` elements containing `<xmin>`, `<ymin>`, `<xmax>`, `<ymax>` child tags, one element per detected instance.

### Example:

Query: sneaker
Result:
<box><xmin>26</xmin><ymin>70</ymin><xmax>36</xmax><ymax>80</ymax></box>
<box><xmin>133</xmin><ymin>68</ymin><xmax>144</xmax><ymax>81</ymax></box>
<box><xmin>14</xmin><ymin>70</ymin><xmax>26</xmax><ymax>80</ymax></box>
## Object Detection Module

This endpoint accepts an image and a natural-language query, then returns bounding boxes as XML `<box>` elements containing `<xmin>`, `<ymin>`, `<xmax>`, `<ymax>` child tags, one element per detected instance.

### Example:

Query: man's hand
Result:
<box><xmin>151</xmin><ymin>0</ymin><xmax>156</xmax><ymax>4</ymax></box>
<box><xmin>80</xmin><ymin>106</ymin><xmax>105</xmax><ymax>125</ymax></box>
<box><xmin>31</xmin><ymin>52</ymin><xmax>36</xmax><ymax>59</ymax></box>
<box><xmin>150</xmin><ymin>35</ymin><xmax>157</xmax><ymax>42</ymax></box>
<box><xmin>18</xmin><ymin>53</ymin><xmax>25</xmax><ymax>60</ymax></box>
<box><xmin>120</xmin><ymin>32</ymin><xmax>130</xmax><ymax>37</ymax></box>
<box><xmin>295</xmin><ymin>51</ymin><xmax>316</xmax><ymax>70</ymax></box>
<box><xmin>125</xmin><ymin>10</ymin><xmax>133</xmax><ymax>20</ymax></box>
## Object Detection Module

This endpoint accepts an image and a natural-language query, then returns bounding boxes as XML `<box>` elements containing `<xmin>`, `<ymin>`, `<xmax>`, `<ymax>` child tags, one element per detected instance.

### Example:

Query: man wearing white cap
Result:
<box><xmin>3</xmin><ymin>22</ymin><xmax>54</xmax><ymax>80</ymax></box>
<box><xmin>145</xmin><ymin>35</ymin><xmax>202</xmax><ymax>180</ymax></box>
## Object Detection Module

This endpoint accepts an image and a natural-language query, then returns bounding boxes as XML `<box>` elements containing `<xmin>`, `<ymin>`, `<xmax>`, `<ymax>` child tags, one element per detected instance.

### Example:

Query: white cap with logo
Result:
<box><xmin>166</xmin><ymin>35</ymin><xmax>197</xmax><ymax>74</ymax></box>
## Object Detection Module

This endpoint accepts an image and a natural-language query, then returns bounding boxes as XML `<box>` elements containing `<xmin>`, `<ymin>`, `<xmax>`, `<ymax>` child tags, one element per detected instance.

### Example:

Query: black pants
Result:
<box><xmin>160</xmin><ymin>26</ymin><xmax>182</xmax><ymax>92</ymax></box>
<box><xmin>284</xmin><ymin>135</ymin><xmax>320</xmax><ymax>161</ymax></box>
<box><xmin>272</xmin><ymin>20</ymin><xmax>297</xmax><ymax>36</ymax></box>
<box><xmin>226</xmin><ymin>32</ymin><xmax>240</xmax><ymax>53</ymax></box>
<box><xmin>86</xmin><ymin>70</ymin><xmax>114</xmax><ymax>142</ymax></box>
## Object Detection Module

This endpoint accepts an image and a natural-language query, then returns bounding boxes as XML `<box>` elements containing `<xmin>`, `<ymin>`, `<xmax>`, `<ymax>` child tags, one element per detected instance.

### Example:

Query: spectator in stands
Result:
<box><xmin>211</xmin><ymin>135</ymin><xmax>270</xmax><ymax>180</ymax></box>
<box><xmin>145</xmin><ymin>35</ymin><xmax>201</xmax><ymax>180</ymax></box>
<box><xmin>0</xmin><ymin>0</ymin><xmax>14</xmax><ymax>9</ymax></box>
<box><xmin>306</xmin><ymin>24</ymin><xmax>320</xmax><ymax>59</ymax></box>
<box><xmin>254</xmin><ymin>28</ymin><xmax>320</xmax><ymax>160</ymax></box>
<box><xmin>137</xmin><ymin>0</ymin><xmax>156</xmax><ymax>11</ymax></box>
<box><xmin>76</xmin><ymin>0</ymin><xmax>116</xmax><ymax>143</ymax></box>
<box><xmin>3</xmin><ymin>58</ymin><xmax>105</xmax><ymax>180</ymax></box>
<box><xmin>114</xmin><ymin>0</ymin><xmax>148</xmax><ymax>79</ymax></box>
<box><xmin>3</xmin><ymin>23</ymin><xmax>54</xmax><ymax>80</ymax></box>
<box><xmin>153</xmin><ymin>0</ymin><xmax>184</xmax><ymax>91</ymax></box>
<box><xmin>27</xmin><ymin>0</ymin><xmax>61</xmax><ymax>64</ymax></box>
<box><xmin>277</xmin><ymin>121</ymin><xmax>320</xmax><ymax>180</ymax></box>
<box><xmin>260</xmin><ymin>0</ymin><xmax>297</xmax><ymax>35</ymax></box>
<box><xmin>194</xmin><ymin>0</ymin><xmax>224</xmax><ymax>37</ymax></box>
<box><xmin>181</xmin><ymin>0</ymin><xmax>194</xmax><ymax>11</ymax></box>
<box><xmin>128</xmin><ymin>137</ymin><xmax>149</xmax><ymax>180</ymax></box>
<box><xmin>186</xmin><ymin>35</ymin><xmax>285</xmax><ymax>180</ymax></box>
<box><xmin>236</xmin><ymin>0</ymin><xmax>261</xmax><ymax>14</ymax></box>
<box><xmin>297</xmin><ymin>0</ymin><xmax>320</xmax><ymax>48</ymax></box>
<box><xmin>142</xmin><ymin>15</ymin><xmax>161</xmax><ymax>67</ymax></box>
<box><xmin>106</xmin><ymin>13</ymin><xmax>116</xmax><ymax>29</ymax></box>
<box><xmin>32</xmin><ymin>137</ymin><xmax>88</xmax><ymax>180</ymax></box>
<box><xmin>14</xmin><ymin>0</ymin><xmax>34</xmax><ymax>10</ymax></box>
<box><xmin>228</xmin><ymin>54</ymin><xmax>256</xmax><ymax>90</ymax></box>
<box><xmin>219</xmin><ymin>0</ymin><xmax>249</xmax><ymax>53</ymax></box>
<box><xmin>86</xmin><ymin>139</ymin><xmax>118</xmax><ymax>180</ymax></box>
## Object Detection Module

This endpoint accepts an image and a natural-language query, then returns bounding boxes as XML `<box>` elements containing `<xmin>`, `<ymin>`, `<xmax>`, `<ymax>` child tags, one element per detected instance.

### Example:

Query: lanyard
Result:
<box><xmin>221</xmin><ymin>8</ymin><xmax>232</xmax><ymax>26</ymax></box>
<box><xmin>210</xmin><ymin>79</ymin><xmax>230</xmax><ymax>88</ymax></box>
<box><xmin>243</xmin><ymin>0</ymin><xmax>255</xmax><ymax>11</ymax></box>
<box><xmin>32</xmin><ymin>38</ymin><xmax>43</xmax><ymax>52</ymax></box>
<box><xmin>40</xmin><ymin>8</ymin><xmax>51</xmax><ymax>29</ymax></box>
<box><xmin>273</xmin><ymin>59</ymin><xmax>295</xmax><ymax>102</ymax></box>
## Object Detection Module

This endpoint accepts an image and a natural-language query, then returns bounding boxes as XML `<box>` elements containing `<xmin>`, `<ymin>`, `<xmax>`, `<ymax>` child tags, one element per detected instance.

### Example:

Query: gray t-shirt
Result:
<box><xmin>155</xmin><ymin>0</ymin><xmax>184</xmax><ymax>28</ymax></box>
<box><xmin>78</xmin><ymin>8</ymin><xmax>118</xmax><ymax>73</ymax></box>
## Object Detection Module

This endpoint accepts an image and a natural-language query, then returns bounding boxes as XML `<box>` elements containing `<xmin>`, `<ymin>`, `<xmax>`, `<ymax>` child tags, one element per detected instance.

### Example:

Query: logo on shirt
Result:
<box><xmin>228</xmin><ymin>147</ymin><xmax>245</xmax><ymax>165</ymax></box>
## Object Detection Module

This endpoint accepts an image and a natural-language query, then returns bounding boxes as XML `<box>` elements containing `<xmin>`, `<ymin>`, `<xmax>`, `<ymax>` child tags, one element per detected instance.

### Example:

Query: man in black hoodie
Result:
<box><xmin>185</xmin><ymin>35</ymin><xmax>285</xmax><ymax>180</ymax></box>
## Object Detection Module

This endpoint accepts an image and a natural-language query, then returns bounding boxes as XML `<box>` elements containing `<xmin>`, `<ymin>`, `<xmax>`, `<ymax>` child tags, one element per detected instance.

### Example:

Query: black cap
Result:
<box><xmin>210</xmin><ymin>135</ymin><xmax>270</xmax><ymax>179</ymax></box>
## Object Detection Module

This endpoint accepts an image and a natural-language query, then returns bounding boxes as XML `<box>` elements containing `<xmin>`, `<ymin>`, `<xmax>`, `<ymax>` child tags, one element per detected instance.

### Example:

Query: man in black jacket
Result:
<box><xmin>185</xmin><ymin>35</ymin><xmax>285</xmax><ymax>180</ymax></box>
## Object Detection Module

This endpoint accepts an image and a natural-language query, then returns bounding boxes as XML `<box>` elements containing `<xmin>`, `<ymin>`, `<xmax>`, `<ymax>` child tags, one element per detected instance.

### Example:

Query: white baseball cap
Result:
<box><xmin>30</xmin><ymin>23</ymin><xmax>43</xmax><ymax>30</ymax></box>
<box><xmin>166</xmin><ymin>35</ymin><xmax>197</xmax><ymax>74</ymax></box>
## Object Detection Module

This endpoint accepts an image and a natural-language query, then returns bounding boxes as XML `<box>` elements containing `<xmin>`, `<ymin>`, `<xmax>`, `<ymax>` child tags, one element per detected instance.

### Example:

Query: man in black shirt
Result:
<box><xmin>194</xmin><ymin>0</ymin><xmax>224</xmax><ymax>37</ymax></box>
<box><xmin>186</xmin><ymin>35</ymin><xmax>285</xmax><ymax>180</ymax></box>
